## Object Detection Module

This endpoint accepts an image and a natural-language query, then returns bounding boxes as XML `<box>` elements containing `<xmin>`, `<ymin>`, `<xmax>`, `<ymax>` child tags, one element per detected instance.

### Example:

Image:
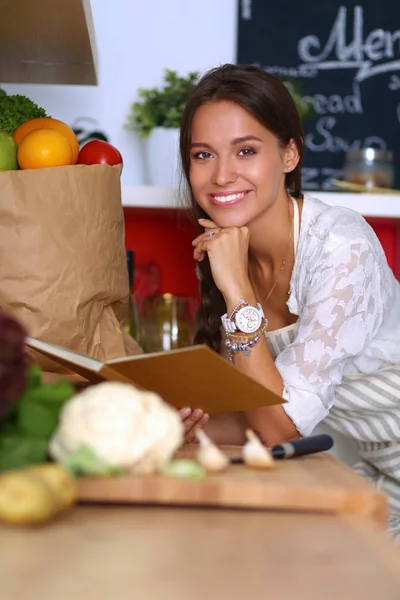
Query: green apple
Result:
<box><xmin>0</xmin><ymin>130</ymin><xmax>18</xmax><ymax>170</ymax></box>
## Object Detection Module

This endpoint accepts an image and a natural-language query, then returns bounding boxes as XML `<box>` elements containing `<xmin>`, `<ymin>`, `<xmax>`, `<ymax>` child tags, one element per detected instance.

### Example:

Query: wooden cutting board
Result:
<box><xmin>77</xmin><ymin>446</ymin><xmax>387</xmax><ymax>527</ymax></box>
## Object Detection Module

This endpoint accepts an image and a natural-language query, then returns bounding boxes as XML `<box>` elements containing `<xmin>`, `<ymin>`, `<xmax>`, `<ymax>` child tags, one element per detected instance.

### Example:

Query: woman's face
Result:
<box><xmin>189</xmin><ymin>100</ymin><xmax>298</xmax><ymax>228</ymax></box>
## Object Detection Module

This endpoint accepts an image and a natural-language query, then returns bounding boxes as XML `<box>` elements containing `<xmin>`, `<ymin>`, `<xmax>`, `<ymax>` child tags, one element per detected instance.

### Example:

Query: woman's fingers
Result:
<box><xmin>198</xmin><ymin>218</ymin><xmax>218</xmax><ymax>228</ymax></box>
<box><xmin>179</xmin><ymin>408</ymin><xmax>191</xmax><ymax>419</ymax></box>
<box><xmin>179</xmin><ymin>408</ymin><xmax>210</xmax><ymax>443</ymax></box>
<box><xmin>192</xmin><ymin>228</ymin><xmax>220</xmax><ymax>247</ymax></box>
<box><xmin>199</xmin><ymin>413</ymin><xmax>210</xmax><ymax>427</ymax></box>
<box><xmin>193</xmin><ymin>241</ymin><xmax>207</xmax><ymax>262</ymax></box>
<box><xmin>192</xmin><ymin>220</ymin><xmax>222</xmax><ymax>262</ymax></box>
<box><xmin>192</xmin><ymin>228</ymin><xmax>223</xmax><ymax>261</ymax></box>
<box><xmin>185</xmin><ymin>414</ymin><xmax>210</xmax><ymax>443</ymax></box>
<box><xmin>183</xmin><ymin>408</ymin><xmax>204</xmax><ymax>432</ymax></box>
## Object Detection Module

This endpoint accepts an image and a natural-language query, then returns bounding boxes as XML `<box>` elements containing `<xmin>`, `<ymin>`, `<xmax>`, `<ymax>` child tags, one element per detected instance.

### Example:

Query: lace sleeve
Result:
<box><xmin>275</xmin><ymin>239</ymin><xmax>386</xmax><ymax>436</ymax></box>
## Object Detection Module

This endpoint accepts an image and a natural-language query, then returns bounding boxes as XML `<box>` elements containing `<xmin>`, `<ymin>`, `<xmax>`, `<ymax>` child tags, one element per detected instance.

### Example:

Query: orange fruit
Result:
<box><xmin>17</xmin><ymin>129</ymin><xmax>73</xmax><ymax>170</ymax></box>
<box><xmin>13</xmin><ymin>118</ymin><xmax>79</xmax><ymax>164</ymax></box>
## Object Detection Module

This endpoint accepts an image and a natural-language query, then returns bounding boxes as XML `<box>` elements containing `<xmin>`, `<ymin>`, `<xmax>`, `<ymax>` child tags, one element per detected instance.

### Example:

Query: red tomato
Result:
<box><xmin>77</xmin><ymin>140</ymin><xmax>123</xmax><ymax>166</ymax></box>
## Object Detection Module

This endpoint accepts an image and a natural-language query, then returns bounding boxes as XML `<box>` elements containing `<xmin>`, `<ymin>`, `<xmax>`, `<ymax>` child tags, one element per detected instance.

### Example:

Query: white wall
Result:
<box><xmin>2</xmin><ymin>0</ymin><xmax>238</xmax><ymax>186</ymax></box>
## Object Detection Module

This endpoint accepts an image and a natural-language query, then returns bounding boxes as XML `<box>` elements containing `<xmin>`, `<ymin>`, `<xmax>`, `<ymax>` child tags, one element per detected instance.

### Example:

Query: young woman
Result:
<box><xmin>178</xmin><ymin>64</ymin><xmax>400</xmax><ymax>541</ymax></box>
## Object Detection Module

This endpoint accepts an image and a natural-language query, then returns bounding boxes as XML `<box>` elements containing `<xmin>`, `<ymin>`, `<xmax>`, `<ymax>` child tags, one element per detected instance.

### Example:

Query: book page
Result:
<box><xmin>106</xmin><ymin>345</ymin><xmax>201</xmax><ymax>364</ymax></box>
<box><xmin>25</xmin><ymin>337</ymin><xmax>103</xmax><ymax>372</ymax></box>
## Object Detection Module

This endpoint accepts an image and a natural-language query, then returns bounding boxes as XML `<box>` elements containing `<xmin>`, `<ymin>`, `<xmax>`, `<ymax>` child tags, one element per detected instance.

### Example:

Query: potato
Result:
<box><xmin>0</xmin><ymin>472</ymin><xmax>57</xmax><ymax>525</ymax></box>
<box><xmin>27</xmin><ymin>463</ymin><xmax>78</xmax><ymax>513</ymax></box>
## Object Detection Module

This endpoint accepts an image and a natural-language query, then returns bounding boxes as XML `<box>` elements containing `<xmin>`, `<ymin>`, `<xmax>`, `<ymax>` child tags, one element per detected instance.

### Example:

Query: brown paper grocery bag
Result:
<box><xmin>0</xmin><ymin>163</ymin><xmax>141</xmax><ymax>376</ymax></box>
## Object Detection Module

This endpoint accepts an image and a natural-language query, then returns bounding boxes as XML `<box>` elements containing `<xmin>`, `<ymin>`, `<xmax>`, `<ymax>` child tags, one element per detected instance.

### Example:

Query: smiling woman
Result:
<box><xmin>180</xmin><ymin>64</ymin><xmax>304</xmax><ymax>353</ymax></box>
<box><xmin>175</xmin><ymin>63</ymin><xmax>400</xmax><ymax>543</ymax></box>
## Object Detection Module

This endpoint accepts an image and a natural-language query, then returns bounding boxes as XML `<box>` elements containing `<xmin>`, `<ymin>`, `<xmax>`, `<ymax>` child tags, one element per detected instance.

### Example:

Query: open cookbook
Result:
<box><xmin>25</xmin><ymin>337</ymin><xmax>285</xmax><ymax>415</ymax></box>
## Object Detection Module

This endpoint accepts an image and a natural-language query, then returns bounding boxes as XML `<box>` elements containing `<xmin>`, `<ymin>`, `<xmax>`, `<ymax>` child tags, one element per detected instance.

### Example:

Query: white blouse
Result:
<box><xmin>277</xmin><ymin>194</ymin><xmax>400</xmax><ymax>436</ymax></box>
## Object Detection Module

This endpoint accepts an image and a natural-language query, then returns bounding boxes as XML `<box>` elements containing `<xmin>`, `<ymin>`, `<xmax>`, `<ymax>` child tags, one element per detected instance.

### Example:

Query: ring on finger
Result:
<box><xmin>209</xmin><ymin>230</ymin><xmax>216</xmax><ymax>239</ymax></box>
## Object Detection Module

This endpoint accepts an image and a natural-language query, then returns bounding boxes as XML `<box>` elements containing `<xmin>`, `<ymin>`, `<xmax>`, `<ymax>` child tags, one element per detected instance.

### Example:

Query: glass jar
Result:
<box><xmin>343</xmin><ymin>148</ymin><xmax>394</xmax><ymax>189</ymax></box>
<box><xmin>139</xmin><ymin>293</ymin><xmax>197</xmax><ymax>353</ymax></box>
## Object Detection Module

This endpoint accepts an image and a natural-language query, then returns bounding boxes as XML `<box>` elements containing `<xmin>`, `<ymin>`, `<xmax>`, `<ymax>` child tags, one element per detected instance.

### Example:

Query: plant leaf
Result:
<box><xmin>17</xmin><ymin>400</ymin><xmax>59</xmax><ymax>438</ymax></box>
<box><xmin>0</xmin><ymin>434</ymin><xmax>48</xmax><ymax>472</ymax></box>
<box><xmin>62</xmin><ymin>446</ymin><xmax>124</xmax><ymax>477</ymax></box>
<box><xmin>125</xmin><ymin>69</ymin><xmax>199</xmax><ymax>137</ymax></box>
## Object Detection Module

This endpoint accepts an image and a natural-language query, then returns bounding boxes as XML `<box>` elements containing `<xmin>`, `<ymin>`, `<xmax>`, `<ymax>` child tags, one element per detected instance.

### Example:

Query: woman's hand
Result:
<box><xmin>179</xmin><ymin>407</ymin><xmax>210</xmax><ymax>443</ymax></box>
<box><xmin>192</xmin><ymin>218</ymin><xmax>252</xmax><ymax>302</ymax></box>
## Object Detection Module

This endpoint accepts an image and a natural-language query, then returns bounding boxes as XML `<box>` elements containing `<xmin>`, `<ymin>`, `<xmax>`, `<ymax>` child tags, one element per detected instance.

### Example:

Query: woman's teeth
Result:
<box><xmin>213</xmin><ymin>192</ymin><xmax>246</xmax><ymax>203</ymax></box>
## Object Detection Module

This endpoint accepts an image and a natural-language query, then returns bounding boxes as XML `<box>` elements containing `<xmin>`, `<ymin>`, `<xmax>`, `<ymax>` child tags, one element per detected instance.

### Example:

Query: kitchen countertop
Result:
<box><xmin>1</xmin><ymin>505</ymin><xmax>400</xmax><ymax>600</ymax></box>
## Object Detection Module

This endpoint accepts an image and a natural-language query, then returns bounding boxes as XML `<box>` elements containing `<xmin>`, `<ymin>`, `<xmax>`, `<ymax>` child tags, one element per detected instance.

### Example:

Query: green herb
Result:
<box><xmin>17</xmin><ymin>400</ymin><xmax>59</xmax><ymax>439</ymax></box>
<box><xmin>0</xmin><ymin>366</ymin><xmax>74</xmax><ymax>472</ymax></box>
<box><xmin>62</xmin><ymin>445</ymin><xmax>124</xmax><ymax>477</ymax></box>
<box><xmin>162</xmin><ymin>459</ymin><xmax>207</xmax><ymax>482</ymax></box>
<box><xmin>125</xmin><ymin>69</ymin><xmax>199</xmax><ymax>138</ymax></box>
<box><xmin>26</xmin><ymin>365</ymin><xmax>42</xmax><ymax>390</ymax></box>
<box><xmin>0</xmin><ymin>435</ymin><xmax>48</xmax><ymax>471</ymax></box>
<box><xmin>17</xmin><ymin>380</ymin><xmax>74</xmax><ymax>438</ymax></box>
<box><xmin>0</xmin><ymin>91</ymin><xmax>49</xmax><ymax>135</ymax></box>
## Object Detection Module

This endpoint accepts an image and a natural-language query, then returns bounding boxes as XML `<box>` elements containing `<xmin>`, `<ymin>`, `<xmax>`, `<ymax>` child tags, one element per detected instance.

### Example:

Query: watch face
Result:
<box><xmin>235</xmin><ymin>306</ymin><xmax>262</xmax><ymax>333</ymax></box>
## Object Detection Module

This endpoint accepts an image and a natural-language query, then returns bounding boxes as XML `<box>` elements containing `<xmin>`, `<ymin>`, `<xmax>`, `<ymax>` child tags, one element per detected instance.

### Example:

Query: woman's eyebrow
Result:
<box><xmin>190</xmin><ymin>135</ymin><xmax>262</xmax><ymax>149</ymax></box>
<box><xmin>231</xmin><ymin>135</ymin><xmax>263</xmax><ymax>145</ymax></box>
<box><xmin>190</xmin><ymin>141</ymin><xmax>213</xmax><ymax>149</ymax></box>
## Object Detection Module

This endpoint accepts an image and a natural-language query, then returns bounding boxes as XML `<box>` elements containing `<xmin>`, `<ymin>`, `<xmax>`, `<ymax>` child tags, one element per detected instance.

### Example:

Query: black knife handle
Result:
<box><xmin>271</xmin><ymin>434</ymin><xmax>334</xmax><ymax>459</ymax></box>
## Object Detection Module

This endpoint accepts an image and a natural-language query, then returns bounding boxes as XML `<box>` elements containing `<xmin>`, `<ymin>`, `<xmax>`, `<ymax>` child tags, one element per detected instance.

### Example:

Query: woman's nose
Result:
<box><xmin>211</xmin><ymin>158</ymin><xmax>237</xmax><ymax>186</ymax></box>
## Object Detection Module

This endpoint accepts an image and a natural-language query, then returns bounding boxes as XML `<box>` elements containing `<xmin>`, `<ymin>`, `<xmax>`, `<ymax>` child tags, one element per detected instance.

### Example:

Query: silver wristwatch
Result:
<box><xmin>221</xmin><ymin>300</ymin><xmax>265</xmax><ymax>334</ymax></box>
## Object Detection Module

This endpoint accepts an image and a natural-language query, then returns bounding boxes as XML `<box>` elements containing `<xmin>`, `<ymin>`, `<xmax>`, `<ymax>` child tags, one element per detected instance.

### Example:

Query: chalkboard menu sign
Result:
<box><xmin>237</xmin><ymin>1</ymin><xmax>400</xmax><ymax>190</ymax></box>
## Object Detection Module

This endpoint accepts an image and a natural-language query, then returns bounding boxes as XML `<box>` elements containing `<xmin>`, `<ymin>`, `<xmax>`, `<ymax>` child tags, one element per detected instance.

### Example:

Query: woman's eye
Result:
<box><xmin>238</xmin><ymin>147</ymin><xmax>256</xmax><ymax>157</ymax></box>
<box><xmin>193</xmin><ymin>151</ymin><xmax>212</xmax><ymax>159</ymax></box>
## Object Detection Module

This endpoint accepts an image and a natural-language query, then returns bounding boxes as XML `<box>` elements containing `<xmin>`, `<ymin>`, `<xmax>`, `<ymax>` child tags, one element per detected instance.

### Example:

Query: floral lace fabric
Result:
<box><xmin>274</xmin><ymin>195</ymin><xmax>400</xmax><ymax>436</ymax></box>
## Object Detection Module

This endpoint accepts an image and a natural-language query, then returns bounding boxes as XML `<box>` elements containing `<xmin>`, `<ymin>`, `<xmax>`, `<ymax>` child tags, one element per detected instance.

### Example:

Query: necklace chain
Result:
<box><xmin>249</xmin><ymin>204</ymin><xmax>295</xmax><ymax>307</ymax></box>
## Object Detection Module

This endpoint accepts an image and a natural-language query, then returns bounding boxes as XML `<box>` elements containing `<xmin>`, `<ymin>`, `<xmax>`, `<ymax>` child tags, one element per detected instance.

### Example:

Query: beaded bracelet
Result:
<box><xmin>228</xmin><ymin>298</ymin><xmax>248</xmax><ymax>322</ymax></box>
<box><xmin>224</xmin><ymin>330</ymin><xmax>265</xmax><ymax>360</ymax></box>
<box><xmin>224</xmin><ymin>318</ymin><xmax>268</xmax><ymax>360</ymax></box>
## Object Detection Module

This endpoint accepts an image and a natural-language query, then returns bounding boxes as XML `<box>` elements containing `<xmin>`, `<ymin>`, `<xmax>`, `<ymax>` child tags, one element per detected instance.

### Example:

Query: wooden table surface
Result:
<box><xmin>1</xmin><ymin>505</ymin><xmax>400</xmax><ymax>600</ymax></box>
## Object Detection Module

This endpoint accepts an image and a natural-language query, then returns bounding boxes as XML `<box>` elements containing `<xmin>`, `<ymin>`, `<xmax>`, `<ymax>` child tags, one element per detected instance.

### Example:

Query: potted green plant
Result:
<box><xmin>282</xmin><ymin>80</ymin><xmax>314</xmax><ymax>122</ymax></box>
<box><xmin>126</xmin><ymin>69</ymin><xmax>199</xmax><ymax>186</ymax></box>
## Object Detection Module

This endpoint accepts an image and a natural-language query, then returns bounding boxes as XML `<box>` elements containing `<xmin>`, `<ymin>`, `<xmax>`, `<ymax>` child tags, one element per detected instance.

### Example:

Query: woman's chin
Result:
<box><xmin>216</xmin><ymin>216</ymin><xmax>249</xmax><ymax>229</ymax></box>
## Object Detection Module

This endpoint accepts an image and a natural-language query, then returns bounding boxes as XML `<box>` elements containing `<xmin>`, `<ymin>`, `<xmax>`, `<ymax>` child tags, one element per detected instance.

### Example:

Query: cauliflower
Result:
<box><xmin>49</xmin><ymin>382</ymin><xmax>184</xmax><ymax>475</ymax></box>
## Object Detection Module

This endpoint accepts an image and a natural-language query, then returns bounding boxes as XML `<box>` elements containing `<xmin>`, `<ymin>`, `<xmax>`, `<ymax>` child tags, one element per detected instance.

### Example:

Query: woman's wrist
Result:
<box><xmin>223</xmin><ymin>284</ymin><xmax>257</xmax><ymax>313</ymax></box>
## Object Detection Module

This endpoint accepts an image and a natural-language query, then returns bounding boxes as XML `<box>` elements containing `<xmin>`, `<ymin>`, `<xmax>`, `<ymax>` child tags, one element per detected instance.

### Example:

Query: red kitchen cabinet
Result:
<box><xmin>123</xmin><ymin>209</ymin><xmax>400</xmax><ymax>301</ymax></box>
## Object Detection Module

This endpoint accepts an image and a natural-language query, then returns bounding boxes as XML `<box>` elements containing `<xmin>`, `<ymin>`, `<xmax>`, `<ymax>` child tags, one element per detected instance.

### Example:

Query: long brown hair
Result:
<box><xmin>179</xmin><ymin>64</ymin><xmax>305</xmax><ymax>353</ymax></box>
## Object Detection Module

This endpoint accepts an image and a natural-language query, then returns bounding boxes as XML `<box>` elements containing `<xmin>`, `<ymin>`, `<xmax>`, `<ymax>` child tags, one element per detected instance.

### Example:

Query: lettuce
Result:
<box><xmin>0</xmin><ymin>92</ymin><xmax>48</xmax><ymax>134</ymax></box>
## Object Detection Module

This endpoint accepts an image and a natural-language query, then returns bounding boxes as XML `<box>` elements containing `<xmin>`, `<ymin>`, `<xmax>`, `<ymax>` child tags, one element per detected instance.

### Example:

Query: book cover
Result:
<box><xmin>26</xmin><ymin>337</ymin><xmax>285</xmax><ymax>415</ymax></box>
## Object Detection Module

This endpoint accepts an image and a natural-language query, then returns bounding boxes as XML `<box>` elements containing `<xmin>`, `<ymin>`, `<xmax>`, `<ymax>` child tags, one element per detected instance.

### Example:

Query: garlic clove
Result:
<box><xmin>195</xmin><ymin>429</ymin><xmax>230</xmax><ymax>473</ymax></box>
<box><xmin>242</xmin><ymin>429</ymin><xmax>275</xmax><ymax>469</ymax></box>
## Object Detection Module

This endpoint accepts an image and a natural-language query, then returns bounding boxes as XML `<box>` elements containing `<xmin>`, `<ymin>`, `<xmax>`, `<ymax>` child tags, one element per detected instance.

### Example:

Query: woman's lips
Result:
<box><xmin>209</xmin><ymin>190</ymin><xmax>250</xmax><ymax>207</ymax></box>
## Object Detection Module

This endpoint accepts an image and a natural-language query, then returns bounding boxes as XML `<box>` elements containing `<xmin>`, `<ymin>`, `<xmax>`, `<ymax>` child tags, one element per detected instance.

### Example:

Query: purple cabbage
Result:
<box><xmin>0</xmin><ymin>311</ymin><xmax>28</xmax><ymax>418</ymax></box>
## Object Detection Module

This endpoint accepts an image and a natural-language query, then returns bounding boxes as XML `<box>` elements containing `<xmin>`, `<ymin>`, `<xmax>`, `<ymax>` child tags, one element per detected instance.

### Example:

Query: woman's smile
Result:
<box><xmin>209</xmin><ymin>190</ymin><xmax>251</xmax><ymax>207</ymax></box>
